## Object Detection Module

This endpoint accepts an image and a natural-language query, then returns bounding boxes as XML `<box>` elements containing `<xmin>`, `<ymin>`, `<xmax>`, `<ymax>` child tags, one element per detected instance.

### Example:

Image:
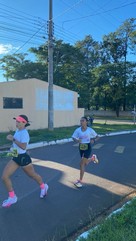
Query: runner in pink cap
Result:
<box><xmin>1</xmin><ymin>114</ymin><xmax>49</xmax><ymax>208</ymax></box>
<box><xmin>15</xmin><ymin>116</ymin><xmax>27</xmax><ymax>123</ymax></box>
<box><xmin>13</xmin><ymin>114</ymin><xmax>29</xmax><ymax>126</ymax></box>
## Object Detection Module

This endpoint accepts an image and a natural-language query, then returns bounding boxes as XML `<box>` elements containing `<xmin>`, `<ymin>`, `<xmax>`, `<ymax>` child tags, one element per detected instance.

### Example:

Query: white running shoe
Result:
<box><xmin>74</xmin><ymin>180</ymin><xmax>83</xmax><ymax>188</ymax></box>
<box><xmin>40</xmin><ymin>184</ymin><xmax>49</xmax><ymax>198</ymax></box>
<box><xmin>92</xmin><ymin>154</ymin><xmax>99</xmax><ymax>164</ymax></box>
<box><xmin>2</xmin><ymin>196</ymin><xmax>18</xmax><ymax>208</ymax></box>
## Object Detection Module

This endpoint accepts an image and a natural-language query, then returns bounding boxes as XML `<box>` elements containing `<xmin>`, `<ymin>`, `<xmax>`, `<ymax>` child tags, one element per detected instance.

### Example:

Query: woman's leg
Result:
<box><xmin>22</xmin><ymin>163</ymin><xmax>43</xmax><ymax>185</ymax></box>
<box><xmin>80</xmin><ymin>157</ymin><xmax>88</xmax><ymax>181</ymax></box>
<box><xmin>1</xmin><ymin>160</ymin><xmax>19</xmax><ymax>192</ymax></box>
<box><xmin>23</xmin><ymin>163</ymin><xmax>48</xmax><ymax>198</ymax></box>
<box><xmin>2</xmin><ymin>160</ymin><xmax>19</xmax><ymax>207</ymax></box>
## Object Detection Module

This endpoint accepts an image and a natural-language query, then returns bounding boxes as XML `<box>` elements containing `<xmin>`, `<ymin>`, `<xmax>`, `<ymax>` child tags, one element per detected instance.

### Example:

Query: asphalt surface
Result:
<box><xmin>0</xmin><ymin>133</ymin><xmax>136</xmax><ymax>241</ymax></box>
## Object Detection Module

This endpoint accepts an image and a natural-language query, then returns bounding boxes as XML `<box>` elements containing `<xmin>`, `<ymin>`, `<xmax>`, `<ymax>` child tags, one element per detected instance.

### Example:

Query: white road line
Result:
<box><xmin>115</xmin><ymin>146</ymin><xmax>125</xmax><ymax>153</ymax></box>
<box><xmin>93</xmin><ymin>143</ymin><xmax>104</xmax><ymax>149</ymax></box>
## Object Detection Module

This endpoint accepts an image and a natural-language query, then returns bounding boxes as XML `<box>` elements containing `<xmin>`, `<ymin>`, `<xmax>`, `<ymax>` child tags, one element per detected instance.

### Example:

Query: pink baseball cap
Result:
<box><xmin>13</xmin><ymin>115</ymin><xmax>30</xmax><ymax>126</ymax></box>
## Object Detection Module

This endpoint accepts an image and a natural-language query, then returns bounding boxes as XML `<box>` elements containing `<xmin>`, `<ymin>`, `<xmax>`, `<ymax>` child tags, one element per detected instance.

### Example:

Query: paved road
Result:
<box><xmin>0</xmin><ymin>133</ymin><xmax>136</xmax><ymax>241</ymax></box>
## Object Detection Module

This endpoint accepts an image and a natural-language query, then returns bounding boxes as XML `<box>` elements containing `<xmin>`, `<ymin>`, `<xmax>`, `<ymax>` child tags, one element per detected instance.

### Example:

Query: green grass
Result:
<box><xmin>0</xmin><ymin>121</ymin><xmax>136</xmax><ymax>146</ymax></box>
<box><xmin>93</xmin><ymin>123</ymin><xmax>136</xmax><ymax>134</ymax></box>
<box><xmin>78</xmin><ymin>197</ymin><xmax>136</xmax><ymax>241</ymax></box>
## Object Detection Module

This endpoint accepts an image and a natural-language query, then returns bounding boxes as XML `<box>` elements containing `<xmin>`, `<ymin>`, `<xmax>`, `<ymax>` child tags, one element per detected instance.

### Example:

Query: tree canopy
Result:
<box><xmin>0</xmin><ymin>18</ymin><xmax>136</xmax><ymax>116</ymax></box>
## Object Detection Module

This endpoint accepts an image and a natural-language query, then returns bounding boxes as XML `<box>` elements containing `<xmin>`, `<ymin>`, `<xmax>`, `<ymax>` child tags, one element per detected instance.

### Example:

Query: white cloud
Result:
<box><xmin>0</xmin><ymin>44</ymin><xmax>19</xmax><ymax>55</ymax></box>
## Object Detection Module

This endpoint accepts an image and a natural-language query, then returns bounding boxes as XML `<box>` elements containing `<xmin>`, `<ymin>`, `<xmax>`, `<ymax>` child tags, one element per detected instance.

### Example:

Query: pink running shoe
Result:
<box><xmin>2</xmin><ymin>196</ymin><xmax>18</xmax><ymax>208</ymax></box>
<box><xmin>40</xmin><ymin>184</ymin><xmax>49</xmax><ymax>198</ymax></box>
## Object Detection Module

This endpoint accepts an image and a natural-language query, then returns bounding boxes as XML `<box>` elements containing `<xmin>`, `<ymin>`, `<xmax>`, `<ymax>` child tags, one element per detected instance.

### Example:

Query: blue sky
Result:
<box><xmin>0</xmin><ymin>0</ymin><xmax>136</xmax><ymax>81</ymax></box>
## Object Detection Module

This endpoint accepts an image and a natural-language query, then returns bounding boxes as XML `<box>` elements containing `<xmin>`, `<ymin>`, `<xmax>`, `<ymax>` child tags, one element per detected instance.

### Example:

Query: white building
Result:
<box><xmin>0</xmin><ymin>78</ymin><xmax>84</xmax><ymax>132</ymax></box>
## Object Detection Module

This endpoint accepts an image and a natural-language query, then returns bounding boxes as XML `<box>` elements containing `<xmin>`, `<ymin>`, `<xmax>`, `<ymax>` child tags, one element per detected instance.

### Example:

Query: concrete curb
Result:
<box><xmin>27</xmin><ymin>130</ymin><xmax>136</xmax><ymax>150</ymax></box>
<box><xmin>27</xmin><ymin>138</ymin><xmax>73</xmax><ymax>150</ymax></box>
<box><xmin>1</xmin><ymin>131</ymin><xmax>136</xmax><ymax>152</ymax></box>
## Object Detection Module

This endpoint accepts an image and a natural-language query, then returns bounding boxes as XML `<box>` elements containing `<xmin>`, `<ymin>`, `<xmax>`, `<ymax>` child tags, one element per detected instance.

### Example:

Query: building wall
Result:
<box><xmin>0</xmin><ymin>78</ymin><xmax>84</xmax><ymax>132</ymax></box>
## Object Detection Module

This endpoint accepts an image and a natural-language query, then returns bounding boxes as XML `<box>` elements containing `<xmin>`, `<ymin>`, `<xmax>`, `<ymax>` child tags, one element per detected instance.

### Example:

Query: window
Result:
<box><xmin>3</xmin><ymin>97</ymin><xmax>23</xmax><ymax>109</ymax></box>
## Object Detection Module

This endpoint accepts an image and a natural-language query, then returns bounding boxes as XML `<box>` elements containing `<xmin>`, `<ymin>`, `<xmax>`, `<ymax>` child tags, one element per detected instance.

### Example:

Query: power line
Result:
<box><xmin>52</xmin><ymin>0</ymin><xmax>84</xmax><ymax>21</ymax></box>
<box><xmin>0</xmin><ymin>3</ymin><xmax>48</xmax><ymax>52</ymax></box>
<box><xmin>1</xmin><ymin>0</ymin><xmax>135</xmax><ymax>54</ymax></box>
<box><xmin>62</xmin><ymin>1</ymin><xmax>136</xmax><ymax>24</ymax></box>
<box><xmin>13</xmin><ymin>24</ymin><xmax>47</xmax><ymax>54</ymax></box>
<box><xmin>0</xmin><ymin>1</ymin><xmax>45</xmax><ymax>20</ymax></box>
<box><xmin>0</xmin><ymin>1</ymin><xmax>82</xmax><ymax>52</ymax></box>
<box><xmin>54</xmin><ymin>24</ymin><xmax>80</xmax><ymax>43</ymax></box>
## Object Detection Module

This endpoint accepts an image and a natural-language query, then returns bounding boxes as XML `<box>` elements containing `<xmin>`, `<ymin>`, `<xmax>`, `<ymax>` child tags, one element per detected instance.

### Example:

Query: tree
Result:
<box><xmin>91</xmin><ymin>65</ymin><xmax>112</xmax><ymax>110</ymax></box>
<box><xmin>0</xmin><ymin>20</ymin><xmax>135</xmax><ymax>113</ymax></box>
<box><xmin>125</xmin><ymin>63</ymin><xmax>136</xmax><ymax>109</ymax></box>
<box><xmin>116</xmin><ymin>18</ymin><xmax>136</xmax><ymax>110</ymax></box>
<box><xmin>0</xmin><ymin>53</ymin><xmax>48</xmax><ymax>81</ymax></box>
<box><xmin>92</xmin><ymin>19</ymin><xmax>136</xmax><ymax>115</ymax></box>
<box><xmin>75</xmin><ymin>35</ymin><xmax>101</xmax><ymax>109</ymax></box>
<box><xmin>30</xmin><ymin>39</ymin><xmax>83</xmax><ymax>87</ymax></box>
<box><xmin>0</xmin><ymin>53</ymin><xmax>27</xmax><ymax>81</ymax></box>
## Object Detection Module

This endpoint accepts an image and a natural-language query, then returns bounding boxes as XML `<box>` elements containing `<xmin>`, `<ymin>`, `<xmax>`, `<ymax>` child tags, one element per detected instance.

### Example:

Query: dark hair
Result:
<box><xmin>20</xmin><ymin>115</ymin><xmax>30</xmax><ymax>127</ymax></box>
<box><xmin>81</xmin><ymin>116</ymin><xmax>88</xmax><ymax>121</ymax></box>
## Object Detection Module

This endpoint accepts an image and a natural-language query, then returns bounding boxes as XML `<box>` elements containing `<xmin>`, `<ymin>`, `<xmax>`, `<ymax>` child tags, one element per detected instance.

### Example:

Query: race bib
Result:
<box><xmin>7</xmin><ymin>148</ymin><xmax>18</xmax><ymax>157</ymax></box>
<box><xmin>79</xmin><ymin>144</ymin><xmax>88</xmax><ymax>150</ymax></box>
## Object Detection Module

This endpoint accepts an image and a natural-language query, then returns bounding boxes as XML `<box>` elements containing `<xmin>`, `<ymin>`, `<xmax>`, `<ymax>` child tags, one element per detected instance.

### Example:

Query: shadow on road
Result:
<box><xmin>0</xmin><ymin>134</ymin><xmax>136</xmax><ymax>241</ymax></box>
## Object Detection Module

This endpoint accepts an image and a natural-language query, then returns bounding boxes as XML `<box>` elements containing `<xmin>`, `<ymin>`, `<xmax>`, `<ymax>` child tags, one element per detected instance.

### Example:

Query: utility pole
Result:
<box><xmin>48</xmin><ymin>0</ymin><xmax>54</xmax><ymax>130</ymax></box>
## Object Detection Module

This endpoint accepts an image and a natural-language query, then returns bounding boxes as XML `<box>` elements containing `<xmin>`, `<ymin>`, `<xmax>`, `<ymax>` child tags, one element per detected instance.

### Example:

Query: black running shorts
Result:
<box><xmin>12</xmin><ymin>153</ymin><xmax>32</xmax><ymax>166</ymax></box>
<box><xmin>79</xmin><ymin>143</ymin><xmax>92</xmax><ymax>158</ymax></box>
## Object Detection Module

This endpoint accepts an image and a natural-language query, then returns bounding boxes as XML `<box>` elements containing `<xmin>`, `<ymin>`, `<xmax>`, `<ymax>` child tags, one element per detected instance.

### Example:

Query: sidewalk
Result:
<box><xmin>0</xmin><ymin>138</ymin><xmax>73</xmax><ymax>152</ymax></box>
<box><xmin>1</xmin><ymin>130</ymin><xmax>136</xmax><ymax>153</ymax></box>
<box><xmin>94</xmin><ymin>119</ymin><xmax>134</xmax><ymax>125</ymax></box>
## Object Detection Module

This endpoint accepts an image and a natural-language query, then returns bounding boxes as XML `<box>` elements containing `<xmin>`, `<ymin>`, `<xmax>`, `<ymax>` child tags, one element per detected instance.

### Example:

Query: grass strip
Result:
<box><xmin>78</xmin><ymin>198</ymin><xmax>136</xmax><ymax>241</ymax></box>
<box><xmin>0</xmin><ymin>122</ymin><xmax>136</xmax><ymax>146</ymax></box>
